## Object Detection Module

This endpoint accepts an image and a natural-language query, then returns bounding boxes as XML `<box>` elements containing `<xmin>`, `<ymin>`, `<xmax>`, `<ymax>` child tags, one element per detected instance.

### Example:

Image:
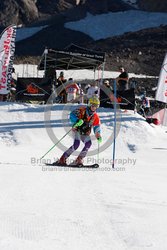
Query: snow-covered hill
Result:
<box><xmin>16</xmin><ymin>10</ymin><xmax>167</xmax><ymax>42</ymax></box>
<box><xmin>0</xmin><ymin>102</ymin><xmax>167</xmax><ymax>250</ymax></box>
<box><xmin>14</xmin><ymin>9</ymin><xmax>167</xmax><ymax>76</ymax></box>
<box><xmin>65</xmin><ymin>10</ymin><xmax>167</xmax><ymax>40</ymax></box>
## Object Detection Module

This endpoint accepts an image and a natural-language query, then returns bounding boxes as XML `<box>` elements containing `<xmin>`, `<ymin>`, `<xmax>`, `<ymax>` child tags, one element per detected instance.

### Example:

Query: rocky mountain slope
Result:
<box><xmin>1</xmin><ymin>0</ymin><xmax>166</xmax><ymax>27</ymax></box>
<box><xmin>88</xmin><ymin>25</ymin><xmax>167</xmax><ymax>76</ymax></box>
<box><xmin>0</xmin><ymin>0</ymin><xmax>167</xmax><ymax>76</ymax></box>
<box><xmin>138</xmin><ymin>0</ymin><xmax>167</xmax><ymax>12</ymax></box>
<box><xmin>0</xmin><ymin>0</ymin><xmax>133</xmax><ymax>26</ymax></box>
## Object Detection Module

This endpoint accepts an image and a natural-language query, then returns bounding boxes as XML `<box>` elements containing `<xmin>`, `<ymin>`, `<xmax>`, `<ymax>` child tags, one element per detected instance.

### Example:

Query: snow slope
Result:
<box><xmin>65</xmin><ymin>10</ymin><xmax>167</xmax><ymax>40</ymax></box>
<box><xmin>0</xmin><ymin>102</ymin><xmax>167</xmax><ymax>250</ymax></box>
<box><xmin>13</xmin><ymin>64</ymin><xmax>156</xmax><ymax>79</ymax></box>
<box><xmin>16</xmin><ymin>26</ymin><xmax>47</xmax><ymax>42</ymax></box>
<box><xmin>15</xmin><ymin>10</ymin><xmax>167</xmax><ymax>42</ymax></box>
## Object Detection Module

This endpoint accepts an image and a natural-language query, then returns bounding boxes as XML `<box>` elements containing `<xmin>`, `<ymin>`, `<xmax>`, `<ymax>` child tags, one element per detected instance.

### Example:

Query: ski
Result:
<box><xmin>45</xmin><ymin>163</ymin><xmax>99</xmax><ymax>168</ymax></box>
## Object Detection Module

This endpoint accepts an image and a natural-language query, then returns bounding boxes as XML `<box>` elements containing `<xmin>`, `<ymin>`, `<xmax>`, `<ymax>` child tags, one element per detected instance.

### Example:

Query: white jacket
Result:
<box><xmin>87</xmin><ymin>86</ymin><xmax>99</xmax><ymax>99</ymax></box>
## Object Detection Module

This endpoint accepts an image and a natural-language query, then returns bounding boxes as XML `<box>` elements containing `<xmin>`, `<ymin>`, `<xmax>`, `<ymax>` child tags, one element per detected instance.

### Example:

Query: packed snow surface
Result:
<box><xmin>0</xmin><ymin>102</ymin><xmax>167</xmax><ymax>250</ymax></box>
<box><xmin>13</xmin><ymin>64</ymin><xmax>157</xmax><ymax>79</ymax></box>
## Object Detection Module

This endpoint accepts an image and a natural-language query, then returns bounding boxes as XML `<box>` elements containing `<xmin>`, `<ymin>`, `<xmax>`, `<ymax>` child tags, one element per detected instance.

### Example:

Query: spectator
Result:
<box><xmin>56</xmin><ymin>71</ymin><xmax>67</xmax><ymax>103</ymax></box>
<box><xmin>10</xmin><ymin>67</ymin><xmax>17</xmax><ymax>98</ymax></box>
<box><xmin>139</xmin><ymin>91</ymin><xmax>151</xmax><ymax>117</ymax></box>
<box><xmin>45</xmin><ymin>67</ymin><xmax>56</xmax><ymax>83</ymax></box>
<box><xmin>8</xmin><ymin>87</ymin><xmax>16</xmax><ymax>102</ymax></box>
<box><xmin>104</xmin><ymin>80</ymin><xmax>112</xmax><ymax>90</ymax></box>
<box><xmin>116</xmin><ymin>67</ymin><xmax>129</xmax><ymax>91</ymax></box>
<box><xmin>57</xmin><ymin>71</ymin><xmax>66</xmax><ymax>85</ymax></box>
<box><xmin>65</xmin><ymin>78</ymin><xmax>80</xmax><ymax>103</ymax></box>
<box><xmin>87</xmin><ymin>81</ymin><xmax>99</xmax><ymax>100</ymax></box>
<box><xmin>78</xmin><ymin>83</ymin><xmax>84</xmax><ymax>103</ymax></box>
<box><xmin>11</xmin><ymin>67</ymin><xmax>17</xmax><ymax>84</ymax></box>
<box><xmin>129</xmin><ymin>77</ymin><xmax>137</xmax><ymax>91</ymax></box>
<box><xmin>84</xmin><ymin>84</ymin><xmax>90</xmax><ymax>93</ymax></box>
<box><xmin>100</xmin><ymin>79</ymin><xmax>114</xmax><ymax>108</ymax></box>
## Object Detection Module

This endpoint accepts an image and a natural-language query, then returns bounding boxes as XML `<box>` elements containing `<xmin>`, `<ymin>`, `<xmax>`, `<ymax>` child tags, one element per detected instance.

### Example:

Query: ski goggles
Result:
<box><xmin>90</xmin><ymin>104</ymin><xmax>99</xmax><ymax>108</ymax></box>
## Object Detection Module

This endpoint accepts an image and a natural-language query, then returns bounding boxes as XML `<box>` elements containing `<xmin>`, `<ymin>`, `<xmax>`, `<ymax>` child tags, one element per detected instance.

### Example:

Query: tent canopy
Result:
<box><xmin>38</xmin><ymin>44</ymin><xmax>106</xmax><ymax>71</ymax></box>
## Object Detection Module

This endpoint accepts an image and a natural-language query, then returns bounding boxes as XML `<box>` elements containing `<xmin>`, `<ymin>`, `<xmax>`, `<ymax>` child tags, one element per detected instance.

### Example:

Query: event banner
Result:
<box><xmin>0</xmin><ymin>25</ymin><xmax>17</xmax><ymax>95</ymax></box>
<box><xmin>155</xmin><ymin>53</ymin><xmax>167</xmax><ymax>104</ymax></box>
<box><xmin>16</xmin><ymin>77</ymin><xmax>52</xmax><ymax>102</ymax></box>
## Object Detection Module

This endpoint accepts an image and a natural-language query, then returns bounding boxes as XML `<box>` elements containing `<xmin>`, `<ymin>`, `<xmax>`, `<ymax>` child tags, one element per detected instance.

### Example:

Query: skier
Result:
<box><xmin>54</xmin><ymin>96</ymin><xmax>102</xmax><ymax>166</ymax></box>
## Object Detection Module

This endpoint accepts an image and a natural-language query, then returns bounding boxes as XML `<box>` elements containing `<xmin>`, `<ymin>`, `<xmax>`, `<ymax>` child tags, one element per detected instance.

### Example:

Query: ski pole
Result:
<box><xmin>40</xmin><ymin>128</ymin><xmax>72</xmax><ymax>160</ymax></box>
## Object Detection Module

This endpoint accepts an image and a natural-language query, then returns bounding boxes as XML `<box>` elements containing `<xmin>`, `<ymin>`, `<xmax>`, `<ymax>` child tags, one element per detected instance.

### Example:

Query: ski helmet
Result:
<box><xmin>88</xmin><ymin>96</ymin><xmax>100</xmax><ymax>108</ymax></box>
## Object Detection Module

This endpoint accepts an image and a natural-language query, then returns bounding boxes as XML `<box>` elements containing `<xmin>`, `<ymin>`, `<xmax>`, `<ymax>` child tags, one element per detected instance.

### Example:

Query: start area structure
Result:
<box><xmin>37</xmin><ymin>44</ymin><xmax>106</xmax><ymax>71</ymax></box>
<box><xmin>16</xmin><ymin>44</ymin><xmax>106</xmax><ymax>103</ymax></box>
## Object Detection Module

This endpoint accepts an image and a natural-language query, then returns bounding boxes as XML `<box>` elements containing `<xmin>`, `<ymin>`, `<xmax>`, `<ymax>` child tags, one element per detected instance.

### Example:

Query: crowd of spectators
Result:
<box><xmin>0</xmin><ymin>66</ymin><xmax>153</xmax><ymax>119</ymax></box>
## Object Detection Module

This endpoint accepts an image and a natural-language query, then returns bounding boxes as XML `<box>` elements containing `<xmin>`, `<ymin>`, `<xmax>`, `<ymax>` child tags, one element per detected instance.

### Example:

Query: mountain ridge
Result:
<box><xmin>0</xmin><ymin>0</ymin><xmax>167</xmax><ymax>75</ymax></box>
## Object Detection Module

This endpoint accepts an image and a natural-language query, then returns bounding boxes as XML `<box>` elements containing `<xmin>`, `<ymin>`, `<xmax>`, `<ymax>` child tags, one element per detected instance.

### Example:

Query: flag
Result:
<box><xmin>151</xmin><ymin>108</ymin><xmax>167</xmax><ymax>126</ymax></box>
<box><xmin>155</xmin><ymin>53</ymin><xmax>167</xmax><ymax>104</ymax></box>
<box><xmin>0</xmin><ymin>25</ymin><xmax>17</xmax><ymax>95</ymax></box>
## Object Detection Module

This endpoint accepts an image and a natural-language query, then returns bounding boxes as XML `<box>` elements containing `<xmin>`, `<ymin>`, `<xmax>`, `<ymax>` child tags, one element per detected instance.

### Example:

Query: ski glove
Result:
<box><xmin>97</xmin><ymin>136</ymin><xmax>102</xmax><ymax>143</ymax></box>
<box><xmin>73</xmin><ymin>119</ymin><xmax>84</xmax><ymax>128</ymax></box>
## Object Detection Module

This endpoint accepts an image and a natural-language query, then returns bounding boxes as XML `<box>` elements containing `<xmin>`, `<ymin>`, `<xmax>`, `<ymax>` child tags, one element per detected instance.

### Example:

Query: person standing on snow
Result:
<box><xmin>139</xmin><ymin>91</ymin><xmax>151</xmax><ymax>117</ymax></box>
<box><xmin>100</xmin><ymin>79</ymin><xmax>113</xmax><ymax>108</ymax></box>
<box><xmin>86</xmin><ymin>81</ymin><xmax>99</xmax><ymax>100</ymax></box>
<box><xmin>56</xmin><ymin>71</ymin><xmax>67</xmax><ymax>103</ymax></box>
<box><xmin>65</xmin><ymin>78</ymin><xmax>80</xmax><ymax>103</ymax></box>
<box><xmin>116</xmin><ymin>67</ymin><xmax>129</xmax><ymax>91</ymax></box>
<box><xmin>54</xmin><ymin>96</ymin><xmax>102</xmax><ymax>166</ymax></box>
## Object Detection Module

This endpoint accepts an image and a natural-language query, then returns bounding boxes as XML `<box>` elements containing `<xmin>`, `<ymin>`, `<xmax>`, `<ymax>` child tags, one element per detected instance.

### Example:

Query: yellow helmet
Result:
<box><xmin>88</xmin><ymin>96</ymin><xmax>100</xmax><ymax>107</ymax></box>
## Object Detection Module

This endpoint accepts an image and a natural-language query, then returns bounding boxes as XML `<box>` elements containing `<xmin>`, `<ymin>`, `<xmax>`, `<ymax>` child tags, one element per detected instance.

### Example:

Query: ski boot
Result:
<box><xmin>74</xmin><ymin>156</ymin><xmax>84</xmax><ymax>167</ymax></box>
<box><xmin>53</xmin><ymin>155</ymin><xmax>67</xmax><ymax>166</ymax></box>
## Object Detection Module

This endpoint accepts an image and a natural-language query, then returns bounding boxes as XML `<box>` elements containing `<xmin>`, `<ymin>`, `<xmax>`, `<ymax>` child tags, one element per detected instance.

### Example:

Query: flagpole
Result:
<box><xmin>44</xmin><ymin>48</ymin><xmax>48</xmax><ymax>77</ymax></box>
<box><xmin>112</xmin><ymin>79</ymin><xmax>117</xmax><ymax>168</ymax></box>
